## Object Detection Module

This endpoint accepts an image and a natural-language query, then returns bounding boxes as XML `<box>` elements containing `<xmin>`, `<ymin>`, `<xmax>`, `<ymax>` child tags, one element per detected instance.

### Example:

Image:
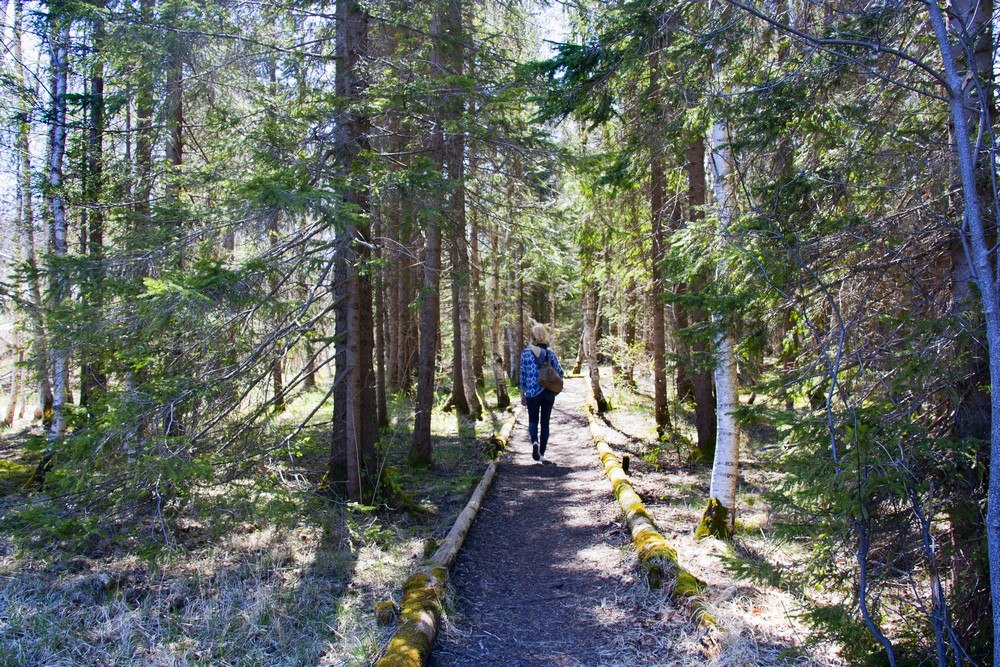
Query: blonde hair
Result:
<box><xmin>530</xmin><ymin>322</ymin><xmax>551</xmax><ymax>346</ymax></box>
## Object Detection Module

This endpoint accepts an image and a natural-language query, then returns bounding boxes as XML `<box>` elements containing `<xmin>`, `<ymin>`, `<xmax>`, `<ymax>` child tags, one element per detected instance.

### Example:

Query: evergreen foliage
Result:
<box><xmin>0</xmin><ymin>0</ymin><xmax>998</xmax><ymax>662</ymax></box>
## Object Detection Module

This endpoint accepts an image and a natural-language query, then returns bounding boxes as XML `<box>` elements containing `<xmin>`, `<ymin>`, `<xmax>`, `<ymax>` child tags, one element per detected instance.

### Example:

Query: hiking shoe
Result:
<box><xmin>539</xmin><ymin>454</ymin><xmax>547</xmax><ymax>464</ymax></box>
<box><xmin>532</xmin><ymin>442</ymin><xmax>539</xmax><ymax>461</ymax></box>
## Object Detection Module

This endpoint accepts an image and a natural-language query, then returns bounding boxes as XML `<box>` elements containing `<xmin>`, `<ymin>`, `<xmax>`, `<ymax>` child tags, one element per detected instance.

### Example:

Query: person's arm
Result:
<box><xmin>519</xmin><ymin>349</ymin><xmax>530</xmax><ymax>404</ymax></box>
<box><xmin>552</xmin><ymin>350</ymin><xmax>565</xmax><ymax>377</ymax></box>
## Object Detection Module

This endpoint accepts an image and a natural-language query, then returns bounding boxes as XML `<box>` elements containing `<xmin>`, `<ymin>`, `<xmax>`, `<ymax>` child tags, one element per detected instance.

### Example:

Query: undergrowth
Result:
<box><xmin>0</xmin><ymin>383</ymin><xmax>511</xmax><ymax>666</ymax></box>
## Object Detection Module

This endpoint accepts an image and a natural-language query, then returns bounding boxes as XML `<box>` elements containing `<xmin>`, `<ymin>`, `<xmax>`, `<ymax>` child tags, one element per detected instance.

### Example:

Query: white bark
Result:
<box><xmin>926</xmin><ymin>4</ymin><xmax>1000</xmax><ymax>663</ymax></box>
<box><xmin>707</xmin><ymin>118</ymin><xmax>741</xmax><ymax>527</ymax></box>
<box><xmin>47</xmin><ymin>21</ymin><xmax>70</xmax><ymax>443</ymax></box>
<box><xmin>13</xmin><ymin>0</ymin><xmax>52</xmax><ymax>416</ymax></box>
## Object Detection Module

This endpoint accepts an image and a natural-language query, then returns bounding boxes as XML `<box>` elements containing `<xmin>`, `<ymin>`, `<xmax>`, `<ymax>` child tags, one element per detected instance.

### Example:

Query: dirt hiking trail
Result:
<box><xmin>428</xmin><ymin>376</ymin><xmax>690</xmax><ymax>667</ymax></box>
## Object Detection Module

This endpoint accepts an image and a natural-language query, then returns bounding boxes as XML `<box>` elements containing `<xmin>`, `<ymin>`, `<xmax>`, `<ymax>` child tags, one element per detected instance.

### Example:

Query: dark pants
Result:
<box><xmin>526</xmin><ymin>389</ymin><xmax>556</xmax><ymax>454</ymax></box>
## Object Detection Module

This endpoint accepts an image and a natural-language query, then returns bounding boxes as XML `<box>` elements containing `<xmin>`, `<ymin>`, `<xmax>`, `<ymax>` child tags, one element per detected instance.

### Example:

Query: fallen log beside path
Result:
<box><xmin>583</xmin><ymin>395</ymin><xmax>713</xmax><ymax>625</ymax></box>
<box><xmin>375</xmin><ymin>407</ymin><xmax>522</xmax><ymax>667</ymax></box>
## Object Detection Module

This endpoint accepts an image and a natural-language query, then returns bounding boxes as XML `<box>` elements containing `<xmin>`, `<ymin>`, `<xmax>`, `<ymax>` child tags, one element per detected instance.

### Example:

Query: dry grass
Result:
<box><xmin>600</xmin><ymin>369</ymin><xmax>846</xmax><ymax>667</ymax></box>
<box><xmin>0</xmin><ymin>389</ymin><xmax>502</xmax><ymax>667</ymax></box>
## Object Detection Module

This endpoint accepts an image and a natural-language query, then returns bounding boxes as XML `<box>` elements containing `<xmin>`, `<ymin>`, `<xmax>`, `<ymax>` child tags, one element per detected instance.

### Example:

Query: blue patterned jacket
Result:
<box><xmin>519</xmin><ymin>345</ymin><xmax>564</xmax><ymax>398</ymax></box>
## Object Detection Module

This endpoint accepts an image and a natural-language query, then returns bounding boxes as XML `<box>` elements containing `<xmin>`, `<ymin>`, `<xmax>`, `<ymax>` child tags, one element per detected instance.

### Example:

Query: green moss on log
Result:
<box><xmin>583</xmin><ymin>395</ymin><xmax>712</xmax><ymax>624</ymax></box>
<box><xmin>695</xmin><ymin>497</ymin><xmax>731</xmax><ymax>540</ymax></box>
<box><xmin>674</xmin><ymin>570</ymin><xmax>705</xmax><ymax>598</ymax></box>
<box><xmin>375</xmin><ymin>600</ymin><xmax>400</xmax><ymax>627</ymax></box>
<box><xmin>377</xmin><ymin>568</ymin><xmax>447</xmax><ymax>667</ymax></box>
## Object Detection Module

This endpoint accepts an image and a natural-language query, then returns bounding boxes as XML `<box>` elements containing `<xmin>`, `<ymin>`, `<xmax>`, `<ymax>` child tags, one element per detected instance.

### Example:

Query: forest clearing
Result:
<box><xmin>0</xmin><ymin>0</ymin><xmax>998</xmax><ymax>665</ymax></box>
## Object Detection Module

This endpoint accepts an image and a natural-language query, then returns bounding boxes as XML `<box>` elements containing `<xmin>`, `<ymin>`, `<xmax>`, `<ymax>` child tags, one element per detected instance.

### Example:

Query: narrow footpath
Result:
<box><xmin>429</xmin><ymin>377</ymin><xmax>684</xmax><ymax>667</ymax></box>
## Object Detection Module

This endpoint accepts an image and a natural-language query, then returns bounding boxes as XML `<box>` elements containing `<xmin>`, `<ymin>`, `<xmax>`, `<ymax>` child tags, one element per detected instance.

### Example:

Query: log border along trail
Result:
<box><xmin>378</xmin><ymin>375</ymin><xmax>705</xmax><ymax>667</ymax></box>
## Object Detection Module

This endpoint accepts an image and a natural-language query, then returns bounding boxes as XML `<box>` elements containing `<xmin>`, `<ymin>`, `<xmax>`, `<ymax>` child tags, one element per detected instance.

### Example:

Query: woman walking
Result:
<box><xmin>520</xmin><ymin>323</ymin><xmax>564</xmax><ymax>463</ymax></box>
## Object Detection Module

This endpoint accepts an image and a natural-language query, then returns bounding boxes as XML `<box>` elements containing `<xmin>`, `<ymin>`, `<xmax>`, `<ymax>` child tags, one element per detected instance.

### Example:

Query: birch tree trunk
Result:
<box><xmin>697</xmin><ymin>118</ymin><xmax>740</xmax><ymax>539</ymax></box>
<box><xmin>12</xmin><ymin>0</ymin><xmax>52</xmax><ymax>421</ymax></box>
<box><xmin>46</xmin><ymin>18</ymin><xmax>71</xmax><ymax>446</ymax></box>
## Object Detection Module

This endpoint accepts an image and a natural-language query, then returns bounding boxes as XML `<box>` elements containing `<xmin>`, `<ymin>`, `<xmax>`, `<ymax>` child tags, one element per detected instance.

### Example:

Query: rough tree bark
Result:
<box><xmin>490</xmin><ymin>217</ymin><xmax>510</xmax><ymax>409</ymax></box>
<box><xmin>334</xmin><ymin>0</ymin><xmax>378</xmax><ymax>501</ymax></box>
<box><xmin>80</xmin><ymin>6</ymin><xmax>107</xmax><ymax>408</ymax></box>
<box><xmin>583</xmin><ymin>280</ymin><xmax>609</xmax><ymax>412</ymax></box>
<box><xmin>411</xmin><ymin>1</ymin><xmax>449</xmax><ymax>465</ymax></box>
<box><xmin>685</xmin><ymin>136</ymin><xmax>717</xmax><ymax>461</ymax></box>
<box><xmin>648</xmin><ymin>47</ymin><xmax>671</xmax><ymax>434</ymax></box>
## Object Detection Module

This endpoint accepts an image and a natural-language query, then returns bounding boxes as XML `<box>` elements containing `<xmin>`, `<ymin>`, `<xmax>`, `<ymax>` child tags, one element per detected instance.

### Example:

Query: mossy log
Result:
<box><xmin>376</xmin><ymin>411</ymin><xmax>514</xmax><ymax>667</ymax></box>
<box><xmin>376</xmin><ymin>566</ymin><xmax>447</xmax><ymax>667</ymax></box>
<box><xmin>487</xmin><ymin>406</ymin><xmax>522</xmax><ymax>458</ymax></box>
<box><xmin>429</xmin><ymin>459</ymin><xmax>497</xmax><ymax>570</ymax></box>
<box><xmin>582</xmin><ymin>401</ymin><xmax>714</xmax><ymax>625</ymax></box>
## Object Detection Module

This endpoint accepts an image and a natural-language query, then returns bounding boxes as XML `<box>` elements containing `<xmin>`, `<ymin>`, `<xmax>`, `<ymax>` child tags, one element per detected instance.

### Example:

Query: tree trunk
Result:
<box><xmin>5</xmin><ymin>341</ymin><xmax>22</xmax><ymax>427</ymax></box>
<box><xmin>447</xmin><ymin>247</ymin><xmax>471</xmax><ymax>415</ymax></box>
<box><xmin>490</xmin><ymin>221</ymin><xmax>509</xmax><ymax>409</ymax></box>
<box><xmin>46</xmin><ymin>18</ymin><xmax>71</xmax><ymax>449</ymax></box>
<box><xmin>335</xmin><ymin>0</ymin><xmax>377</xmax><ymax>501</ymax></box>
<box><xmin>583</xmin><ymin>281</ymin><xmax>609</xmax><ymax>412</ymax></box>
<box><xmin>134</xmin><ymin>0</ymin><xmax>153</xmax><ymax>229</ymax></box>
<box><xmin>468</xmin><ymin>93</ymin><xmax>485</xmax><ymax>385</ymax></box>
<box><xmin>80</xmin><ymin>9</ymin><xmax>107</xmax><ymax>408</ymax></box>
<box><xmin>686</xmin><ymin>136</ymin><xmax>717</xmax><ymax>461</ymax></box>
<box><xmin>572</xmin><ymin>335</ymin><xmax>584</xmax><ymax>375</ymax></box>
<box><xmin>12</xmin><ymin>0</ymin><xmax>52</xmax><ymax>422</ymax></box>
<box><xmin>375</xmin><ymin>230</ymin><xmax>389</xmax><ymax>428</ymax></box>
<box><xmin>926</xmin><ymin>3</ymin><xmax>1000</xmax><ymax>662</ymax></box>
<box><xmin>648</xmin><ymin>48</ymin><xmax>671</xmax><ymax>434</ymax></box>
<box><xmin>412</xmin><ymin>222</ymin><xmax>441</xmax><ymax>465</ymax></box>
<box><xmin>412</xmin><ymin>2</ymin><xmax>453</xmax><ymax>465</ymax></box>
<box><xmin>386</xmin><ymin>252</ymin><xmax>400</xmax><ymax>388</ymax></box>
<box><xmin>940</xmin><ymin>0</ymin><xmax>994</xmax><ymax>652</ymax></box>
<box><xmin>330</xmin><ymin>242</ymin><xmax>349</xmax><ymax>485</ymax></box>
<box><xmin>265</xmin><ymin>63</ymin><xmax>286</xmax><ymax>414</ymax></box>
<box><xmin>164</xmin><ymin>0</ymin><xmax>183</xmax><ymax>204</ymax></box>
<box><xmin>452</xmin><ymin>185</ymin><xmax>481</xmax><ymax>419</ymax></box>
<box><xmin>698</xmin><ymin>119</ymin><xmax>740</xmax><ymax>539</ymax></box>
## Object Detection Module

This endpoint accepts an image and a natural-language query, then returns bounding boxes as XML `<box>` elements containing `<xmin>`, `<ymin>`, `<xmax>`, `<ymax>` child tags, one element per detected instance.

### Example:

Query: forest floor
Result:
<box><xmin>0</xmin><ymin>369</ymin><xmax>848</xmax><ymax>666</ymax></box>
<box><xmin>0</xmin><ymin>389</ymin><xmax>503</xmax><ymax>666</ymax></box>
<box><xmin>428</xmin><ymin>373</ymin><xmax>846</xmax><ymax>667</ymax></box>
